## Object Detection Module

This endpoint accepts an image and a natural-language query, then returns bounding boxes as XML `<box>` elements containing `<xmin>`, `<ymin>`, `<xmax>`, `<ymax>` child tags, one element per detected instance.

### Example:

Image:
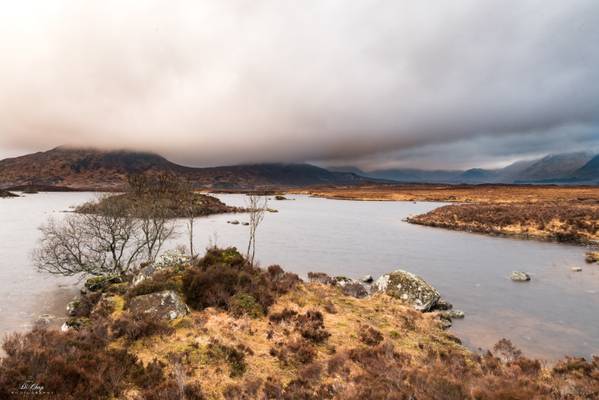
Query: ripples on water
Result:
<box><xmin>0</xmin><ymin>192</ymin><xmax>597</xmax><ymax>360</ymax></box>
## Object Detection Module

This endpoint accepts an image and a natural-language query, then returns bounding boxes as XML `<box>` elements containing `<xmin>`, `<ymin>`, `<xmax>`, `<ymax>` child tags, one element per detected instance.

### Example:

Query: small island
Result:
<box><xmin>0</xmin><ymin>189</ymin><xmax>18</xmax><ymax>198</ymax></box>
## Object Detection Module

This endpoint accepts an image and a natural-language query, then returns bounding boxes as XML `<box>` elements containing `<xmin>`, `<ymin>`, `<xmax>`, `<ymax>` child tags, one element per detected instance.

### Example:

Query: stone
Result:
<box><xmin>228</xmin><ymin>220</ymin><xmax>240</xmax><ymax>225</ymax></box>
<box><xmin>334</xmin><ymin>276</ymin><xmax>370</xmax><ymax>298</ymax></box>
<box><xmin>585</xmin><ymin>252</ymin><xmax>599</xmax><ymax>264</ymax></box>
<box><xmin>128</xmin><ymin>290</ymin><xmax>189</xmax><ymax>321</ymax></box>
<box><xmin>510</xmin><ymin>271</ymin><xmax>531</xmax><ymax>282</ymax></box>
<box><xmin>440</xmin><ymin>310</ymin><xmax>465</xmax><ymax>319</ymax></box>
<box><xmin>66</xmin><ymin>299</ymin><xmax>81</xmax><ymax>317</ymax></box>
<box><xmin>571</xmin><ymin>267</ymin><xmax>583</xmax><ymax>272</ymax></box>
<box><xmin>84</xmin><ymin>275</ymin><xmax>123</xmax><ymax>292</ymax></box>
<box><xmin>307</xmin><ymin>272</ymin><xmax>335</xmax><ymax>285</ymax></box>
<box><xmin>132</xmin><ymin>250</ymin><xmax>189</xmax><ymax>287</ymax></box>
<box><xmin>433</xmin><ymin>298</ymin><xmax>453</xmax><ymax>311</ymax></box>
<box><xmin>373</xmin><ymin>270</ymin><xmax>440</xmax><ymax>311</ymax></box>
<box><xmin>242</xmin><ymin>222</ymin><xmax>250</xmax><ymax>226</ymax></box>
<box><xmin>61</xmin><ymin>317</ymin><xmax>90</xmax><ymax>332</ymax></box>
<box><xmin>36</xmin><ymin>314</ymin><xmax>55</xmax><ymax>326</ymax></box>
<box><xmin>361</xmin><ymin>275</ymin><xmax>374</xmax><ymax>284</ymax></box>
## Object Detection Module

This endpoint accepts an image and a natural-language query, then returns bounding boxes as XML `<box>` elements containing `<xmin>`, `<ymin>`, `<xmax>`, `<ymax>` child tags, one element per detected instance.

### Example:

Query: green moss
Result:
<box><xmin>84</xmin><ymin>275</ymin><xmax>122</xmax><ymax>292</ymax></box>
<box><xmin>229</xmin><ymin>293</ymin><xmax>263</xmax><ymax>318</ymax></box>
<box><xmin>207</xmin><ymin>341</ymin><xmax>247</xmax><ymax>378</ymax></box>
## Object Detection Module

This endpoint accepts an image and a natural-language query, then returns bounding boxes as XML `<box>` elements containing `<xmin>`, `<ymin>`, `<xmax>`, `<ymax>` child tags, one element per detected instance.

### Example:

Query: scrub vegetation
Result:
<box><xmin>2</xmin><ymin>247</ymin><xmax>598</xmax><ymax>399</ymax></box>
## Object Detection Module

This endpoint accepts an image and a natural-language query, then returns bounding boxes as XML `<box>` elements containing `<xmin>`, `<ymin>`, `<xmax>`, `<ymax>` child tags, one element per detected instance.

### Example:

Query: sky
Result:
<box><xmin>0</xmin><ymin>0</ymin><xmax>598</xmax><ymax>170</ymax></box>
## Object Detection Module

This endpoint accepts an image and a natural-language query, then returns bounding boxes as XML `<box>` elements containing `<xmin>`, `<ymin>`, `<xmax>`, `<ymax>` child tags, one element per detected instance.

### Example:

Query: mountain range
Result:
<box><xmin>0</xmin><ymin>147</ymin><xmax>597</xmax><ymax>190</ymax></box>
<box><xmin>0</xmin><ymin>146</ymin><xmax>365</xmax><ymax>190</ymax></box>
<box><xmin>333</xmin><ymin>152</ymin><xmax>599</xmax><ymax>185</ymax></box>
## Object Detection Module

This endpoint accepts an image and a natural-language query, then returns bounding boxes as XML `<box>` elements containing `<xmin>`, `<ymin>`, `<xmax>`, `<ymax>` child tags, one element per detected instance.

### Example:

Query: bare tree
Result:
<box><xmin>127</xmin><ymin>174</ymin><xmax>177</xmax><ymax>263</ymax></box>
<box><xmin>174</xmin><ymin>178</ymin><xmax>197</xmax><ymax>259</ymax></box>
<box><xmin>245</xmin><ymin>194</ymin><xmax>268</xmax><ymax>265</ymax></box>
<box><xmin>135</xmin><ymin>199</ymin><xmax>175</xmax><ymax>263</ymax></box>
<box><xmin>34</xmin><ymin>198</ymin><xmax>147</xmax><ymax>276</ymax></box>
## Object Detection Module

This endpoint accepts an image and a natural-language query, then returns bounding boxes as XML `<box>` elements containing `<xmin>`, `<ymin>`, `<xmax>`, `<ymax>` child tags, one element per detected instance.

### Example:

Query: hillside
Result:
<box><xmin>571</xmin><ymin>154</ymin><xmax>599</xmax><ymax>183</ymax></box>
<box><xmin>0</xmin><ymin>147</ymin><xmax>366</xmax><ymax>190</ymax></box>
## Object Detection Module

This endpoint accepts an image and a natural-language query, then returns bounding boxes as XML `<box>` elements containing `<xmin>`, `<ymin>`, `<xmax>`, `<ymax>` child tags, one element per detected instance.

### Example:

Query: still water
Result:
<box><xmin>0</xmin><ymin>192</ymin><xmax>597</xmax><ymax>361</ymax></box>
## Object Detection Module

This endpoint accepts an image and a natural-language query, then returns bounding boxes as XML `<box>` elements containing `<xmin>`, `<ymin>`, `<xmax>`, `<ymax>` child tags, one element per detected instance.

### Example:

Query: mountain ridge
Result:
<box><xmin>353</xmin><ymin>152</ymin><xmax>598</xmax><ymax>184</ymax></box>
<box><xmin>0</xmin><ymin>146</ymin><xmax>366</xmax><ymax>190</ymax></box>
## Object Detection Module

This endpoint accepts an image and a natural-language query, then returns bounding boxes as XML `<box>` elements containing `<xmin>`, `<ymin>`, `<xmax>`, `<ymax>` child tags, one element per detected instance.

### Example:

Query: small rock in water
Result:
<box><xmin>434</xmin><ymin>298</ymin><xmax>453</xmax><ymax>311</ymax></box>
<box><xmin>571</xmin><ymin>266</ymin><xmax>583</xmax><ymax>272</ymax></box>
<box><xmin>228</xmin><ymin>220</ymin><xmax>240</xmax><ymax>225</ymax></box>
<box><xmin>242</xmin><ymin>222</ymin><xmax>249</xmax><ymax>226</ymax></box>
<box><xmin>440</xmin><ymin>310</ymin><xmax>465</xmax><ymax>319</ymax></box>
<box><xmin>510</xmin><ymin>271</ymin><xmax>531</xmax><ymax>282</ymax></box>
<box><xmin>37</xmin><ymin>314</ymin><xmax>55</xmax><ymax>326</ymax></box>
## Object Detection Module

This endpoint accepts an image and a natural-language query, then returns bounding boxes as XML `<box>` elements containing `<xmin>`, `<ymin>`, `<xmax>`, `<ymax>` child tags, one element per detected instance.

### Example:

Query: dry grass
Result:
<box><xmin>408</xmin><ymin>202</ymin><xmax>599</xmax><ymax>245</ymax></box>
<box><xmin>291</xmin><ymin>183</ymin><xmax>599</xmax><ymax>203</ymax></box>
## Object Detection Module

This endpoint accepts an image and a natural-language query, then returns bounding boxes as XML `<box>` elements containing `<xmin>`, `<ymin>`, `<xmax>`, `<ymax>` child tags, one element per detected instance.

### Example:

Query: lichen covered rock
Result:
<box><xmin>128</xmin><ymin>290</ymin><xmax>189</xmax><ymax>320</ymax></box>
<box><xmin>373</xmin><ymin>270</ymin><xmax>440</xmax><ymax>311</ymax></box>
<box><xmin>510</xmin><ymin>271</ymin><xmax>531</xmax><ymax>282</ymax></box>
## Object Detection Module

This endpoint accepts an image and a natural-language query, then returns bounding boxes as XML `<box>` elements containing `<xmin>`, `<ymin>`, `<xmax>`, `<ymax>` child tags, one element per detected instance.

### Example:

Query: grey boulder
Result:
<box><xmin>128</xmin><ymin>290</ymin><xmax>189</xmax><ymax>321</ymax></box>
<box><xmin>373</xmin><ymin>270</ymin><xmax>440</xmax><ymax>311</ymax></box>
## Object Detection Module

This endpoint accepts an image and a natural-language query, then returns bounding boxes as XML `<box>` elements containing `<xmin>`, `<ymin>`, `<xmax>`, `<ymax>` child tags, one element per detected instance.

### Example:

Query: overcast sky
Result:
<box><xmin>0</xmin><ymin>0</ymin><xmax>598</xmax><ymax>170</ymax></box>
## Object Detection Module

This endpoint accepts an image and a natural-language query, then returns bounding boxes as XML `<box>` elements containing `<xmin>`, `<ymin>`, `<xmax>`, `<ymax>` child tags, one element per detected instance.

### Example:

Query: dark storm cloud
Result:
<box><xmin>0</xmin><ymin>1</ymin><xmax>598</xmax><ymax>167</ymax></box>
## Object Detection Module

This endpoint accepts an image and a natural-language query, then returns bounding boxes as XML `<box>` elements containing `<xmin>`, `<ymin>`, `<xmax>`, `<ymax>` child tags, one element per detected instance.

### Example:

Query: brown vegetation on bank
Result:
<box><xmin>408</xmin><ymin>202</ymin><xmax>599</xmax><ymax>245</ymax></box>
<box><xmin>2</xmin><ymin>247</ymin><xmax>599</xmax><ymax>399</ymax></box>
<box><xmin>294</xmin><ymin>184</ymin><xmax>599</xmax><ymax>245</ymax></box>
<box><xmin>292</xmin><ymin>183</ymin><xmax>599</xmax><ymax>203</ymax></box>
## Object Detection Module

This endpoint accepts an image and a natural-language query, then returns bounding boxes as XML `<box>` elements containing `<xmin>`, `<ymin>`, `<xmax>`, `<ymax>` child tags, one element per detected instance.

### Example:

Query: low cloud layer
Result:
<box><xmin>0</xmin><ymin>1</ymin><xmax>598</xmax><ymax>168</ymax></box>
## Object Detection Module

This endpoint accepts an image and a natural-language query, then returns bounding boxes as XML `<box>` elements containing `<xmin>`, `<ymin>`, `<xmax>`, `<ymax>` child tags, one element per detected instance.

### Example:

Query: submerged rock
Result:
<box><xmin>373</xmin><ymin>270</ymin><xmax>440</xmax><ymax>311</ymax></box>
<box><xmin>128</xmin><ymin>290</ymin><xmax>189</xmax><ymax>321</ymax></box>
<box><xmin>510</xmin><ymin>271</ymin><xmax>531</xmax><ymax>282</ymax></box>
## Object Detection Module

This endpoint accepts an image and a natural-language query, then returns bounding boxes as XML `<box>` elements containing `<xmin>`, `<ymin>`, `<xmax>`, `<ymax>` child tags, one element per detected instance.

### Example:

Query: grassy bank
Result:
<box><xmin>407</xmin><ymin>202</ymin><xmax>599</xmax><ymax>245</ymax></box>
<box><xmin>1</xmin><ymin>248</ymin><xmax>598</xmax><ymax>399</ymax></box>
<box><xmin>292</xmin><ymin>184</ymin><xmax>599</xmax><ymax>246</ymax></box>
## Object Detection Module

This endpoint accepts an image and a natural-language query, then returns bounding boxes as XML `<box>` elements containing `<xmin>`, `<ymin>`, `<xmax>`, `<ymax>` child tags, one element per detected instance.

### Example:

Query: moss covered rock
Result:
<box><xmin>84</xmin><ymin>275</ymin><xmax>123</xmax><ymax>292</ymax></box>
<box><xmin>128</xmin><ymin>290</ymin><xmax>189</xmax><ymax>321</ymax></box>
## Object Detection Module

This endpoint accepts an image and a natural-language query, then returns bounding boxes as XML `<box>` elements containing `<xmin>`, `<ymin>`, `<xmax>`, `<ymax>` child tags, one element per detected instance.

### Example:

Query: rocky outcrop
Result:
<box><xmin>128</xmin><ymin>290</ymin><xmax>189</xmax><ymax>320</ymax></box>
<box><xmin>510</xmin><ymin>271</ymin><xmax>531</xmax><ymax>282</ymax></box>
<box><xmin>130</xmin><ymin>251</ymin><xmax>190</xmax><ymax>287</ymax></box>
<box><xmin>334</xmin><ymin>277</ymin><xmax>370</xmax><ymax>299</ymax></box>
<box><xmin>372</xmin><ymin>270</ymin><xmax>440</xmax><ymax>311</ymax></box>
<box><xmin>307</xmin><ymin>272</ymin><xmax>371</xmax><ymax>298</ymax></box>
<box><xmin>84</xmin><ymin>275</ymin><xmax>123</xmax><ymax>292</ymax></box>
<box><xmin>585</xmin><ymin>252</ymin><xmax>599</xmax><ymax>264</ymax></box>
